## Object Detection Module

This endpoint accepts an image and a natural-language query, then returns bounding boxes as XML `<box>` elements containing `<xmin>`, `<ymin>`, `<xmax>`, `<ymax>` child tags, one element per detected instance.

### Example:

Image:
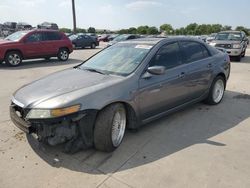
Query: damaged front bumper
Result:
<box><xmin>10</xmin><ymin>103</ymin><xmax>98</xmax><ymax>152</ymax></box>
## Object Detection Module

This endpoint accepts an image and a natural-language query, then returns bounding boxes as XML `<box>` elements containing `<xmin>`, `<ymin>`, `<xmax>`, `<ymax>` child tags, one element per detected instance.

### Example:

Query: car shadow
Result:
<box><xmin>27</xmin><ymin>90</ymin><xmax>250</xmax><ymax>174</ymax></box>
<box><xmin>0</xmin><ymin>58</ymin><xmax>82</xmax><ymax>70</ymax></box>
<box><xmin>231</xmin><ymin>55</ymin><xmax>250</xmax><ymax>64</ymax></box>
<box><xmin>240</xmin><ymin>55</ymin><xmax>250</xmax><ymax>64</ymax></box>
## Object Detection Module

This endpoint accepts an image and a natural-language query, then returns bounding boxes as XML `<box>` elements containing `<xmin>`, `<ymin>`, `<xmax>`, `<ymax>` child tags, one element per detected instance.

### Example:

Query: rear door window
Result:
<box><xmin>84</xmin><ymin>35</ymin><xmax>92</xmax><ymax>40</ymax></box>
<box><xmin>180</xmin><ymin>41</ymin><xmax>210</xmax><ymax>63</ymax></box>
<box><xmin>26</xmin><ymin>33</ymin><xmax>43</xmax><ymax>43</ymax></box>
<box><xmin>44</xmin><ymin>32</ymin><xmax>61</xmax><ymax>41</ymax></box>
<box><xmin>127</xmin><ymin>35</ymin><xmax>136</xmax><ymax>40</ymax></box>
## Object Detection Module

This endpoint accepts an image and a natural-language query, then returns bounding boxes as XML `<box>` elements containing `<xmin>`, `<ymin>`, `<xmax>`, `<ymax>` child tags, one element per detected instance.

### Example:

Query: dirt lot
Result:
<box><xmin>0</xmin><ymin>44</ymin><xmax>250</xmax><ymax>188</ymax></box>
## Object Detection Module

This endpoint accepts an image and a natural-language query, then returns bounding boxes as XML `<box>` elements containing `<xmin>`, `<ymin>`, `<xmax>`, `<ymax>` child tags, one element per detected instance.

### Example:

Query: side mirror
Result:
<box><xmin>142</xmin><ymin>66</ymin><xmax>166</xmax><ymax>79</ymax></box>
<box><xmin>147</xmin><ymin>66</ymin><xmax>166</xmax><ymax>75</ymax></box>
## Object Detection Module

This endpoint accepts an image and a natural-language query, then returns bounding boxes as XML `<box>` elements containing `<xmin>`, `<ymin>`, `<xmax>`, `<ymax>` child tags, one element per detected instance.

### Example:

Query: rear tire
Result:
<box><xmin>94</xmin><ymin>103</ymin><xmax>126</xmax><ymax>152</ymax></box>
<box><xmin>57</xmin><ymin>48</ymin><xmax>69</xmax><ymax>61</ymax></box>
<box><xmin>5</xmin><ymin>51</ymin><xmax>22</xmax><ymax>67</ymax></box>
<box><xmin>204</xmin><ymin>76</ymin><xmax>225</xmax><ymax>105</ymax></box>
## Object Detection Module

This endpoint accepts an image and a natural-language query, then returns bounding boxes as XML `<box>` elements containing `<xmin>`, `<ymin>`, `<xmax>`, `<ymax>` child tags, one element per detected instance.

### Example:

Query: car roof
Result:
<box><xmin>121</xmin><ymin>36</ymin><xmax>205</xmax><ymax>45</ymax></box>
<box><xmin>219</xmin><ymin>30</ymin><xmax>241</xmax><ymax>34</ymax></box>
<box><xmin>26</xmin><ymin>29</ymin><xmax>60</xmax><ymax>33</ymax></box>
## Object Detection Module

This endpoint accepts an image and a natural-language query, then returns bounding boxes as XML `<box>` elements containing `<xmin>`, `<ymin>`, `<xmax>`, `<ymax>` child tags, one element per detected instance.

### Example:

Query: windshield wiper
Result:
<box><xmin>83</xmin><ymin>68</ymin><xmax>106</xmax><ymax>75</ymax></box>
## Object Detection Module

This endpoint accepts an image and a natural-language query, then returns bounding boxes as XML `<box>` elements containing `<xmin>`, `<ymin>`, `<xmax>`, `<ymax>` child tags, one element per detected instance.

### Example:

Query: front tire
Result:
<box><xmin>5</xmin><ymin>51</ymin><xmax>22</xmax><ymax>67</ymax></box>
<box><xmin>57</xmin><ymin>48</ymin><xmax>69</xmax><ymax>61</ymax></box>
<box><xmin>94</xmin><ymin>103</ymin><xmax>126</xmax><ymax>152</ymax></box>
<box><xmin>204</xmin><ymin>76</ymin><xmax>225</xmax><ymax>105</ymax></box>
<box><xmin>242</xmin><ymin>50</ymin><xmax>246</xmax><ymax>57</ymax></box>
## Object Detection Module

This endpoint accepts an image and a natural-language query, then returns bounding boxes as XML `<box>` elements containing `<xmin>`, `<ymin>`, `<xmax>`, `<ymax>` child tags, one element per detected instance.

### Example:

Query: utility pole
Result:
<box><xmin>72</xmin><ymin>0</ymin><xmax>77</xmax><ymax>33</ymax></box>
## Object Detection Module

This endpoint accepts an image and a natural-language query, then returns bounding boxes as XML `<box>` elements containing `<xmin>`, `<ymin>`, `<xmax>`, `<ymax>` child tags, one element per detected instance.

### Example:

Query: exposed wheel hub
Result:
<box><xmin>213</xmin><ymin>79</ymin><xmax>224</xmax><ymax>103</ymax></box>
<box><xmin>111</xmin><ymin>110</ymin><xmax>126</xmax><ymax>147</ymax></box>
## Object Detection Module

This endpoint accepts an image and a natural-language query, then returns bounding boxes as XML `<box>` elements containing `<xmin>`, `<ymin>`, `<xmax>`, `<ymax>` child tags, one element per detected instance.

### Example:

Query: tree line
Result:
<box><xmin>118</xmin><ymin>23</ymin><xmax>249</xmax><ymax>36</ymax></box>
<box><xmin>60</xmin><ymin>27</ymin><xmax>96</xmax><ymax>34</ymax></box>
<box><xmin>60</xmin><ymin>23</ymin><xmax>249</xmax><ymax>36</ymax></box>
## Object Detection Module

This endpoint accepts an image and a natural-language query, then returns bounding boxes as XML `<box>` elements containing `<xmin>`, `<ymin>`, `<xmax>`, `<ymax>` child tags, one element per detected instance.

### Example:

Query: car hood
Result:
<box><xmin>212</xmin><ymin>40</ymin><xmax>241</xmax><ymax>44</ymax></box>
<box><xmin>0</xmin><ymin>39</ymin><xmax>16</xmax><ymax>45</ymax></box>
<box><xmin>13</xmin><ymin>68</ymin><xmax>123</xmax><ymax>108</ymax></box>
<box><xmin>107</xmin><ymin>41</ymin><xmax>118</xmax><ymax>46</ymax></box>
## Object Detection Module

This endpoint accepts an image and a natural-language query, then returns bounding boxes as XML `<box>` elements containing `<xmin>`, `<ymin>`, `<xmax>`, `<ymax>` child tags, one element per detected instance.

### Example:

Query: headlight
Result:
<box><xmin>232</xmin><ymin>44</ymin><xmax>241</xmax><ymax>49</ymax></box>
<box><xmin>26</xmin><ymin>104</ymin><xmax>81</xmax><ymax>119</ymax></box>
<box><xmin>209</xmin><ymin>42</ymin><xmax>216</xmax><ymax>46</ymax></box>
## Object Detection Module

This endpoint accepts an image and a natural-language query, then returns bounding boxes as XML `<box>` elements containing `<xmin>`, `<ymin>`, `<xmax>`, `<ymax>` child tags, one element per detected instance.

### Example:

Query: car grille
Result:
<box><xmin>215</xmin><ymin>44</ymin><xmax>232</xmax><ymax>49</ymax></box>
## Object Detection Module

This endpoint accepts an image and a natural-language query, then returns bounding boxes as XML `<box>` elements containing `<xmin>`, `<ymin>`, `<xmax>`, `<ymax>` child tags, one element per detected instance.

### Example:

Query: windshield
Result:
<box><xmin>210</xmin><ymin>33</ymin><xmax>217</xmax><ymax>37</ymax></box>
<box><xmin>113</xmin><ymin>35</ymin><xmax>129</xmax><ymax>42</ymax></box>
<box><xmin>69</xmin><ymin>35</ymin><xmax>78</xmax><ymax>40</ymax></box>
<box><xmin>79</xmin><ymin>43</ymin><xmax>152</xmax><ymax>76</ymax></box>
<box><xmin>5</xmin><ymin>31</ymin><xmax>28</xmax><ymax>41</ymax></box>
<box><xmin>215</xmin><ymin>33</ymin><xmax>242</xmax><ymax>41</ymax></box>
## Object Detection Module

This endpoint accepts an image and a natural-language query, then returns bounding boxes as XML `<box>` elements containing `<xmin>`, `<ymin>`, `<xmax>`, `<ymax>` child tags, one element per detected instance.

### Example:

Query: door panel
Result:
<box><xmin>138</xmin><ymin>42</ymin><xmax>191</xmax><ymax>120</ymax></box>
<box><xmin>179</xmin><ymin>41</ymin><xmax>213</xmax><ymax>100</ymax></box>
<box><xmin>76</xmin><ymin>36</ymin><xmax>84</xmax><ymax>47</ymax></box>
<box><xmin>41</xmin><ymin>32</ymin><xmax>61</xmax><ymax>55</ymax></box>
<box><xmin>139</xmin><ymin>64</ymin><xmax>190</xmax><ymax>120</ymax></box>
<box><xmin>84</xmin><ymin>36</ymin><xmax>92</xmax><ymax>46</ymax></box>
<box><xmin>185</xmin><ymin>58</ymin><xmax>213</xmax><ymax>99</ymax></box>
<box><xmin>22</xmin><ymin>33</ymin><xmax>44</xmax><ymax>58</ymax></box>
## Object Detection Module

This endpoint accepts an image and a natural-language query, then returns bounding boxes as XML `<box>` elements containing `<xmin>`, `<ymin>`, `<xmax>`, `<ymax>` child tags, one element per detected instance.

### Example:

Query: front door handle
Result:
<box><xmin>178</xmin><ymin>72</ymin><xmax>185</xmax><ymax>78</ymax></box>
<box><xmin>207</xmin><ymin>63</ymin><xmax>212</xmax><ymax>68</ymax></box>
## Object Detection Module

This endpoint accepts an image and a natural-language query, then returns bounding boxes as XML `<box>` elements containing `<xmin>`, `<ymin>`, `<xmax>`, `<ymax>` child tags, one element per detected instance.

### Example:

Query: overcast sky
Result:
<box><xmin>0</xmin><ymin>0</ymin><xmax>249</xmax><ymax>30</ymax></box>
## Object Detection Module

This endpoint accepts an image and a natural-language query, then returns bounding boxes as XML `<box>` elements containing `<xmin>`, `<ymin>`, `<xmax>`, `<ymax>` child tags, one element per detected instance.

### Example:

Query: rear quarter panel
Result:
<box><xmin>60</xmin><ymin>33</ymin><xmax>73</xmax><ymax>53</ymax></box>
<box><xmin>211</xmin><ymin>51</ymin><xmax>230</xmax><ymax>84</ymax></box>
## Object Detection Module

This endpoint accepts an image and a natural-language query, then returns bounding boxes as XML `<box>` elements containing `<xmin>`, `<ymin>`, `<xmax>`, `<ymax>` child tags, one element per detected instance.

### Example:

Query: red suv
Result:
<box><xmin>0</xmin><ymin>30</ymin><xmax>73</xmax><ymax>66</ymax></box>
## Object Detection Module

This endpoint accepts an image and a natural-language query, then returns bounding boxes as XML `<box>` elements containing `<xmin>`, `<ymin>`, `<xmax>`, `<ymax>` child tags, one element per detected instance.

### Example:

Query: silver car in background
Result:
<box><xmin>209</xmin><ymin>31</ymin><xmax>248</xmax><ymax>61</ymax></box>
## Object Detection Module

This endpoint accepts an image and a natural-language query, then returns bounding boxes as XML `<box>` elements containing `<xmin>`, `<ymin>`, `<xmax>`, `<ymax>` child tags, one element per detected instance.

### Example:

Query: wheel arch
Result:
<box><xmin>97</xmin><ymin>101</ymin><xmax>139</xmax><ymax>130</ymax></box>
<box><xmin>5</xmin><ymin>49</ymin><xmax>24</xmax><ymax>59</ymax></box>
<box><xmin>215</xmin><ymin>72</ymin><xmax>226</xmax><ymax>85</ymax></box>
<box><xmin>58</xmin><ymin>47</ymin><xmax>69</xmax><ymax>53</ymax></box>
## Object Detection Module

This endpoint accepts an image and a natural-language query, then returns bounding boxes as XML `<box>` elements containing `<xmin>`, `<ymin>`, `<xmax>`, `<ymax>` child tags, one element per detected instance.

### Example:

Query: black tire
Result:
<box><xmin>235</xmin><ymin>55</ymin><xmax>241</xmax><ymax>62</ymax></box>
<box><xmin>94</xmin><ymin>103</ymin><xmax>126</xmax><ymax>152</ymax></box>
<box><xmin>204</xmin><ymin>76</ymin><xmax>225</xmax><ymax>105</ymax></box>
<box><xmin>5</xmin><ymin>51</ymin><xmax>22</xmax><ymax>67</ymax></box>
<box><xmin>57</xmin><ymin>48</ymin><xmax>69</xmax><ymax>61</ymax></box>
<box><xmin>242</xmin><ymin>50</ymin><xmax>246</xmax><ymax>57</ymax></box>
<box><xmin>91</xmin><ymin>43</ymin><xmax>96</xmax><ymax>49</ymax></box>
